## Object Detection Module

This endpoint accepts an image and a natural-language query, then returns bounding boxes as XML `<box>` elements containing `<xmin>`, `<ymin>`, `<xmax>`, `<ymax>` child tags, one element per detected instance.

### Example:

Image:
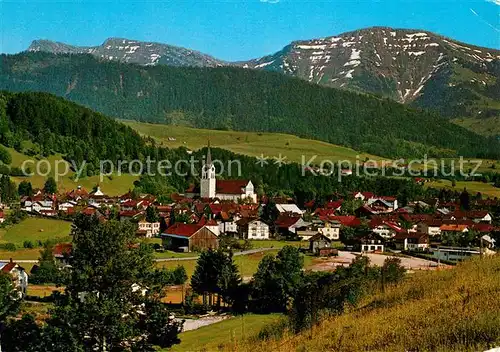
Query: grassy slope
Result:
<box><xmin>222</xmin><ymin>255</ymin><xmax>500</xmax><ymax>352</ymax></box>
<box><xmin>169</xmin><ymin>314</ymin><xmax>282</xmax><ymax>352</ymax></box>
<box><xmin>123</xmin><ymin>121</ymin><xmax>386</xmax><ymax>163</ymax></box>
<box><xmin>5</xmin><ymin>146</ymin><xmax>138</xmax><ymax>195</ymax></box>
<box><xmin>126</xmin><ymin>121</ymin><xmax>500</xmax><ymax>177</ymax></box>
<box><xmin>425</xmin><ymin>179</ymin><xmax>500</xmax><ymax>198</ymax></box>
<box><xmin>453</xmin><ymin>116</ymin><xmax>500</xmax><ymax>137</ymax></box>
<box><xmin>0</xmin><ymin>217</ymin><xmax>72</xmax><ymax>246</ymax></box>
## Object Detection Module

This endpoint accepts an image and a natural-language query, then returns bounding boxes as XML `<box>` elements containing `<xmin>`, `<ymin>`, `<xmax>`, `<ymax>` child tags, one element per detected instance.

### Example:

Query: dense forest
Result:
<box><xmin>0</xmin><ymin>91</ymin><xmax>498</xmax><ymax>205</ymax></box>
<box><xmin>1</xmin><ymin>52</ymin><xmax>499</xmax><ymax>159</ymax></box>
<box><xmin>0</xmin><ymin>91</ymin><xmax>429</xmax><ymax>203</ymax></box>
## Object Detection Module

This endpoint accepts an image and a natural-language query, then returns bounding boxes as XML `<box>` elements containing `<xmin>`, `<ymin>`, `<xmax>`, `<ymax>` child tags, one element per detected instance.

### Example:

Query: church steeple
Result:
<box><xmin>200</xmin><ymin>140</ymin><xmax>216</xmax><ymax>198</ymax></box>
<box><xmin>206</xmin><ymin>140</ymin><xmax>212</xmax><ymax>166</ymax></box>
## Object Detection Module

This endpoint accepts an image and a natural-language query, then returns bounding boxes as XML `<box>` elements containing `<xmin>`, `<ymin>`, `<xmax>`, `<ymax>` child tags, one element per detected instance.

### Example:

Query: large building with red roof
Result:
<box><xmin>161</xmin><ymin>223</ymin><xmax>219</xmax><ymax>252</ymax></box>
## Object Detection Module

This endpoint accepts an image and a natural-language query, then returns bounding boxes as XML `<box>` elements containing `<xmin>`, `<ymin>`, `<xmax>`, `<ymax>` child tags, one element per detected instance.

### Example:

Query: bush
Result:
<box><xmin>0</xmin><ymin>243</ymin><xmax>17</xmax><ymax>251</ymax></box>
<box><xmin>255</xmin><ymin>317</ymin><xmax>290</xmax><ymax>341</ymax></box>
<box><xmin>0</xmin><ymin>145</ymin><xmax>12</xmax><ymax>164</ymax></box>
<box><xmin>23</xmin><ymin>240</ymin><xmax>34</xmax><ymax>249</ymax></box>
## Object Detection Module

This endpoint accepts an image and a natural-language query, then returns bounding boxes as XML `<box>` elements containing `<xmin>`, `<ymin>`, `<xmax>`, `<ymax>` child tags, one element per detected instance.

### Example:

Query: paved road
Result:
<box><xmin>1</xmin><ymin>248</ymin><xmax>277</xmax><ymax>264</ymax></box>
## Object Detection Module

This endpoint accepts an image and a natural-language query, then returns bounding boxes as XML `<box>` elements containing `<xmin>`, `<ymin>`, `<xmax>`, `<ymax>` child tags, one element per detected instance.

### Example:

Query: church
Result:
<box><xmin>185</xmin><ymin>145</ymin><xmax>257</xmax><ymax>203</ymax></box>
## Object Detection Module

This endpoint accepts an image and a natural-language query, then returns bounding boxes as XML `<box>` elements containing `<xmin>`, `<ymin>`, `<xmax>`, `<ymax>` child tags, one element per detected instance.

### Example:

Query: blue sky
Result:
<box><xmin>1</xmin><ymin>0</ymin><xmax>499</xmax><ymax>61</ymax></box>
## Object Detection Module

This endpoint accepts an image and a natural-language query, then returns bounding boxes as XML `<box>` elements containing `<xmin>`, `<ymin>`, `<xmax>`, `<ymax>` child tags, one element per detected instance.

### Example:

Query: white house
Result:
<box><xmin>137</xmin><ymin>220</ymin><xmax>161</xmax><ymax>238</ymax></box>
<box><xmin>0</xmin><ymin>260</ymin><xmax>28</xmax><ymax>297</ymax></box>
<box><xmin>218</xmin><ymin>220</ymin><xmax>238</xmax><ymax>235</ymax></box>
<box><xmin>318</xmin><ymin>221</ymin><xmax>341</xmax><ymax>240</ymax></box>
<box><xmin>58</xmin><ymin>200</ymin><xmax>77</xmax><ymax>212</ymax></box>
<box><xmin>417</xmin><ymin>220</ymin><xmax>442</xmax><ymax>237</ymax></box>
<box><xmin>236</xmin><ymin>218</ymin><xmax>270</xmax><ymax>240</ymax></box>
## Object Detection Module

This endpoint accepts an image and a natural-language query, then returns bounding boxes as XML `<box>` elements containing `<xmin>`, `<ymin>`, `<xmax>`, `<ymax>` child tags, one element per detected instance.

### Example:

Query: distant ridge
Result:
<box><xmin>28</xmin><ymin>37</ymin><xmax>225</xmax><ymax>67</ymax></box>
<box><xmin>26</xmin><ymin>27</ymin><xmax>500</xmax><ymax>124</ymax></box>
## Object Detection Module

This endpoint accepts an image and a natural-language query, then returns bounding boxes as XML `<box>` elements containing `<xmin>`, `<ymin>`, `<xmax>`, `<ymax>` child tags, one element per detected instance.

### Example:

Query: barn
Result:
<box><xmin>161</xmin><ymin>223</ymin><xmax>219</xmax><ymax>252</ymax></box>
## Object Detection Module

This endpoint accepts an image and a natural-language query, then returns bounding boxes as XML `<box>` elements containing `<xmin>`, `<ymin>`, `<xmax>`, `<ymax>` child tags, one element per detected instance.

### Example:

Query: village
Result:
<box><xmin>2</xmin><ymin>147</ymin><xmax>499</xmax><ymax>302</ymax></box>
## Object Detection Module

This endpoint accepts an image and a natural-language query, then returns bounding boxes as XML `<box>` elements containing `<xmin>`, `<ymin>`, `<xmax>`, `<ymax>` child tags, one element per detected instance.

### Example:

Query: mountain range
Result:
<box><xmin>28</xmin><ymin>37</ymin><xmax>224</xmax><ymax>67</ymax></box>
<box><xmin>1</xmin><ymin>51</ymin><xmax>499</xmax><ymax>160</ymax></box>
<box><xmin>27</xmin><ymin>26</ymin><xmax>500</xmax><ymax>134</ymax></box>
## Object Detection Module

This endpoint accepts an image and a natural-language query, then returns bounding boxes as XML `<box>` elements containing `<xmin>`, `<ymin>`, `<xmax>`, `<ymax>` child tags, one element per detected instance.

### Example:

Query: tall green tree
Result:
<box><xmin>145</xmin><ymin>206</ymin><xmax>160</xmax><ymax>223</ymax></box>
<box><xmin>44</xmin><ymin>214</ymin><xmax>182</xmax><ymax>351</ymax></box>
<box><xmin>43</xmin><ymin>176</ymin><xmax>57</xmax><ymax>194</ymax></box>
<box><xmin>0</xmin><ymin>271</ymin><xmax>21</xmax><ymax>352</ymax></box>
<box><xmin>252</xmin><ymin>246</ymin><xmax>304</xmax><ymax>313</ymax></box>
<box><xmin>30</xmin><ymin>245</ymin><xmax>59</xmax><ymax>284</ymax></box>
<box><xmin>191</xmin><ymin>249</ymin><xmax>241</xmax><ymax>308</ymax></box>
<box><xmin>18</xmin><ymin>180</ymin><xmax>33</xmax><ymax>197</ymax></box>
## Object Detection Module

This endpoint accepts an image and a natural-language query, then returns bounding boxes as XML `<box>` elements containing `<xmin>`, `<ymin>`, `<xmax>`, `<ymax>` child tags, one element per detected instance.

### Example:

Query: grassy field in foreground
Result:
<box><xmin>5</xmin><ymin>146</ymin><xmax>138</xmax><ymax>196</ymax></box>
<box><xmin>169</xmin><ymin>314</ymin><xmax>283</xmax><ymax>352</ymax></box>
<box><xmin>425</xmin><ymin>179</ymin><xmax>500</xmax><ymax>198</ymax></box>
<box><xmin>123</xmin><ymin>121</ymin><xmax>385</xmax><ymax>163</ymax></box>
<box><xmin>221</xmin><ymin>255</ymin><xmax>500</xmax><ymax>352</ymax></box>
<box><xmin>0</xmin><ymin>217</ymin><xmax>72</xmax><ymax>247</ymax></box>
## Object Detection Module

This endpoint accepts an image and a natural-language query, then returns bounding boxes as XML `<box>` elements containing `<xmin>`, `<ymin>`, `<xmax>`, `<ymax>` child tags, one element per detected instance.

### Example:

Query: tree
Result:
<box><xmin>0</xmin><ymin>271</ymin><xmax>20</xmax><ymax>352</ymax></box>
<box><xmin>18</xmin><ymin>180</ymin><xmax>33</xmax><ymax>197</ymax></box>
<box><xmin>190</xmin><ymin>249</ymin><xmax>241</xmax><ymax>308</ymax></box>
<box><xmin>30</xmin><ymin>245</ymin><xmax>59</xmax><ymax>284</ymax></box>
<box><xmin>381</xmin><ymin>257</ymin><xmax>406</xmax><ymax>286</ymax></box>
<box><xmin>0</xmin><ymin>175</ymin><xmax>17</xmax><ymax>204</ymax></box>
<box><xmin>2</xmin><ymin>314</ymin><xmax>42</xmax><ymax>352</ymax></box>
<box><xmin>43</xmin><ymin>176</ymin><xmax>57</xmax><ymax>194</ymax></box>
<box><xmin>459</xmin><ymin>188</ymin><xmax>470</xmax><ymax>211</ymax></box>
<box><xmin>44</xmin><ymin>214</ymin><xmax>182</xmax><ymax>351</ymax></box>
<box><xmin>340</xmin><ymin>226</ymin><xmax>357</xmax><ymax>245</ymax></box>
<box><xmin>170</xmin><ymin>265</ymin><xmax>188</xmax><ymax>286</ymax></box>
<box><xmin>252</xmin><ymin>246</ymin><xmax>303</xmax><ymax>313</ymax></box>
<box><xmin>0</xmin><ymin>146</ymin><xmax>11</xmax><ymax>165</ymax></box>
<box><xmin>145</xmin><ymin>206</ymin><xmax>160</xmax><ymax>223</ymax></box>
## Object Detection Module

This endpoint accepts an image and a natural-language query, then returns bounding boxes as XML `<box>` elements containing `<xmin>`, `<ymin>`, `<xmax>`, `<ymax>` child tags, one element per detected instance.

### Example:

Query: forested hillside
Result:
<box><xmin>0</xmin><ymin>91</ymin><xmax>431</xmax><ymax>202</ymax></box>
<box><xmin>0</xmin><ymin>91</ymin><xmax>187</xmax><ymax>177</ymax></box>
<box><xmin>1</xmin><ymin>52</ymin><xmax>499</xmax><ymax>159</ymax></box>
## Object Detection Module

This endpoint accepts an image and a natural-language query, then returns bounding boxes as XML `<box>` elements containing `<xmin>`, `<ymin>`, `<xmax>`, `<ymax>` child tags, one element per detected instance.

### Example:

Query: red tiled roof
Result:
<box><xmin>304</xmin><ymin>200</ymin><xmax>315</xmax><ymax>209</ymax></box>
<box><xmin>53</xmin><ymin>243</ymin><xmax>72</xmax><ymax>257</ymax></box>
<box><xmin>119</xmin><ymin>210</ymin><xmax>144</xmax><ymax>218</ymax></box>
<box><xmin>81</xmin><ymin>207</ymin><xmax>97</xmax><ymax>216</ymax></box>
<box><xmin>197</xmin><ymin>216</ymin><xmax>218</xmax><ymax>226</ymax></box>
<box><xmin>275</xmin><ymin>215</ymin><xmax>301</xmax><ymax>228</ymax></box>
<box><xmin>452</xmin><ymin>210</ymin><xmax>490</xmax><ymax>219</ymax></box>
<box><xmin>440</xmin><ymin>224</ymin><xmax>469</xmax><ymax>232</ymax></box>
<box><xmin>165</xmin><ymin>223</ymin><xmax>203</xmax><ymax>238</ymax></box>
<box><xmin>67</xmin><ymin>187</ymin><xmax>89</xmax><ymax>198</ymax></box>
<box><xmin>0</xmin><ymin>262</ymin><xmax>16</xmax><ymax>273</ymax></box>
<box><xmin>327</xmin><ymin>216</ymin><xmax>361</xmax><ymax>227</ymax></box>
<box><xmin>353</xmin><ymin>191</ymin><xmax>374</xmax><ymax>199</ymax></box>
<box><xmin>121</xmin><ymin>200</ymin><xmax>140</xmax><ymax>207</ymax></box>
<box><xmin>326</xmin><ymin>200</ymin><xmax>343</xmax><ymax>210</ymax></box>
<box><xmin>216</xmin><ymin>180</ymin><xmax>249</xmax><ymax>195</ymax></box>
<box><xmin>314</xmin><ymin>208</ymin><xmax>337</xmax><ymax>217</ymax></box>
<box><xmin>472</xmin><ymin>223</ymin><xmax>494</xmax><ymax>233</ymax></box>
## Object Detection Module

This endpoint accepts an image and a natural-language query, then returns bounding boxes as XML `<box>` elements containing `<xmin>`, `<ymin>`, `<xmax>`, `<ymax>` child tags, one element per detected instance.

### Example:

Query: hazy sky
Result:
<box><xmin>1</xmin><ymin>0</ymin><xmax>499</xmax><ymax>61</ymax></box>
